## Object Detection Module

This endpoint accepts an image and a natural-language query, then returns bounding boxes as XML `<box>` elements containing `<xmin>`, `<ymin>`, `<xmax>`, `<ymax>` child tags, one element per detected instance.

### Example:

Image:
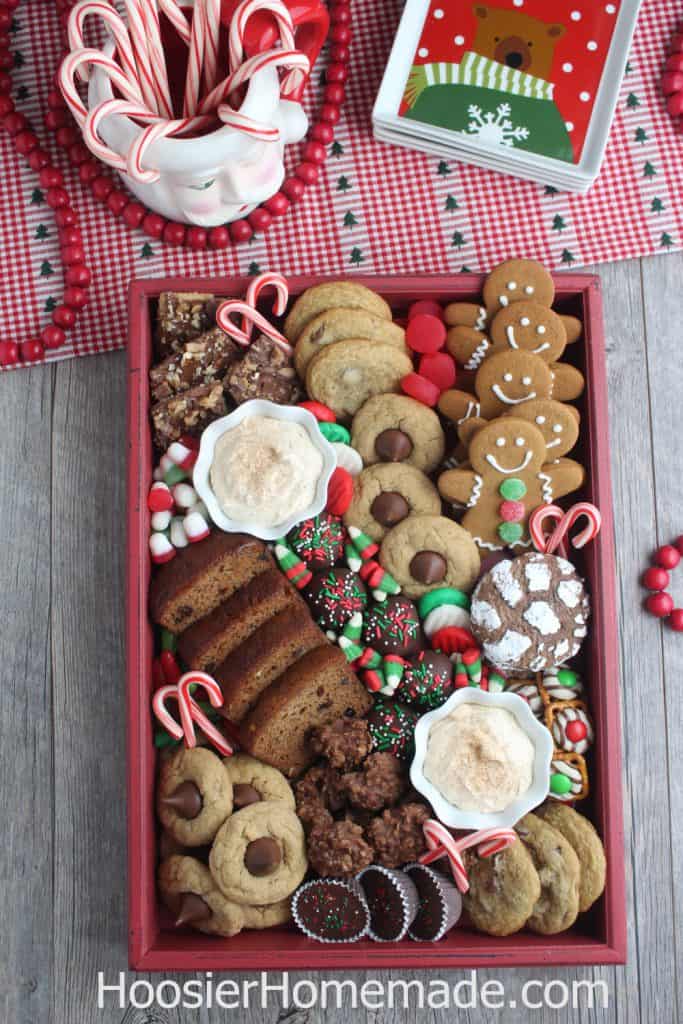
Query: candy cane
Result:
<box><xmin>529</xmin><ymin>504</ymin><xmax>567</xmax><ymax>557</ymax></box>
<box><xmin>216</xmin><ymin>300</ymin><xmax>293</xmax><ymax>356</ymax></box>
<box><xmin>123</xmin><ymin>0</ymin><xmax>162</xmax><ymax>113</ymax></box>
<box><xmin>228</xmin><ymin>0</ymin><xmax>295</xmax><ymax>73</ymax></box>
<box><xmin>67</xmin><ymin>0</ymin><xmax>139</xmax><ymax>85</ymax></box>
<box><xmin>140</xmin><ymin>0</ymin><xmax>174</xmax><ymax>119</ymax></box>
<box><xmin>183</xmin><ymin>0</ymin><xmax>206</xmax><ymax>116</ymax></box>
<box><xmin>59</xmin><ymin>47</ymin><xmax>145</xmax><ymax>126</ymax></box>
<box><xmin>215</xmin><ymin>105</ymin><xmax>280</xmax><ymax>140</ymax></box>
<box><xmin>126</xmin><ymin>112</ymin><xmax>215</xmax><ymax>182</ymax></box>
<box><xmin>201</xmin><ymin>0</ymin><xmax>222</xmax><ymax>94</ymax></box>
<box><xmin>152</xmin><ymin>684</ymin><xmax>185</xmax><ymax>740</ymax></box>
<box><xmin>420</xmin><ymin>820</ymin><xmax>517</xmax><ymax>894</ymax></box>
<box><xmin>243</xmin><ymin>271</ymin><xmax>289</xmax><ymax>344</ymax></box>
<box><xmin>200</xmin><ymin>47</ymin><xmax>309</xmax><ymax>115</ymax></box>
<box><xmin>158</xmin><ymin>0</ymin><xmax>191</xmax><ymax>44</ymax></box>
<box><xmin>545</xmin><ymin>502</ymin><xmax>602</xmax><ymax>556</ymax></box>
<box><xmin>177</xmin><ymin>671</ymin><xmax>234</xmax><ymax>756</ymax></box>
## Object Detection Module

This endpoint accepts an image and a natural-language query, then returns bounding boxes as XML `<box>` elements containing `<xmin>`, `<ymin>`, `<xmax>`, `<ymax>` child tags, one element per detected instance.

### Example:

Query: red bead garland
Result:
<box><xmin>641</xmin><ymin>538</ymin><xmax>683</xmax><ymax>630</ymax></box>
<box><xmin>0</xmin><ymin>0</ymin><xmax>92</xmax><ymax>367</ymax></box>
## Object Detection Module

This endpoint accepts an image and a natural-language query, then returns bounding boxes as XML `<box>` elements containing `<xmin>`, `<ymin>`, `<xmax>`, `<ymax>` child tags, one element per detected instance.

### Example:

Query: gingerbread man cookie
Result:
<box><xmin>503</xmin><ymin>399</ymin><xmax>580</xmax><ymax>460</ymax></box>
<box><xmin>437</xmin><ymin>417</ymin><xmax>585</xmax><ymax>552</ymax></box>
<box><xmin>439</xmin><ymin>350</ymin><xmax>554</xmax><ymax>426</ymax></box>
<box><xmin>448</xmin><ymin>301</ymin><xmax>569</xmax><ymax>372</ymax></box>
<box><xmin>483</xmin><ymin>259</ymin><xmax>555</xmax><ymax>314</ymax></box>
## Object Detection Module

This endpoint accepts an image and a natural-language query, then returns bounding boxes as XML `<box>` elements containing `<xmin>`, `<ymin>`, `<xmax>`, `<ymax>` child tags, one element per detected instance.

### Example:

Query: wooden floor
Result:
<box><xmin>1</xmin><ymin>253</ymin><xmax>681</xmax><ymax>1024</ymax></box>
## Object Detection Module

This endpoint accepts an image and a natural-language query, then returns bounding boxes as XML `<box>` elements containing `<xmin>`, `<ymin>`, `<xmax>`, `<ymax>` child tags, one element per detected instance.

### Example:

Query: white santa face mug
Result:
<box><xmin>59</xmin><ymin>0</ymin><xmax>328</xmax><ymax>226</ymax></box>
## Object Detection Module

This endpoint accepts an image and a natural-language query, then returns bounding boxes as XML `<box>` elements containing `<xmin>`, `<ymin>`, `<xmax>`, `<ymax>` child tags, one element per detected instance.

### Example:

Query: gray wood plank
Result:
<box><xmin>0</xmin><ymin>365</ymin><xmax>54</xmax><ymax>1024</ymax></box>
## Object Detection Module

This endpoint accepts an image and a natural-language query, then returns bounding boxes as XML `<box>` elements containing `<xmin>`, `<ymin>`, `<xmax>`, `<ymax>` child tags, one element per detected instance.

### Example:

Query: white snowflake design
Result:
<box><xmin>463</xmin><ymin>102</ymin><xmax>530</xmax><ymax>147</ymax></box>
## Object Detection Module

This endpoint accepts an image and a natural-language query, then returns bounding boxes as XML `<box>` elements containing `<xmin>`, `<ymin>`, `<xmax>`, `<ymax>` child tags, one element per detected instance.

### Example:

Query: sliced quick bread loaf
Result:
<box><xmin>177</xmin><ymin>568</ymin><xmax>303</xmax><ymax>673</ymax></box>
<box><xmin>216</xmin><ymin>606</ymin><xmax>326</xmax><ymax>723</ymax></box>
<box><xmin>241</xmin><ymin>645</ymin><xmax>372</xmax><ymax>778</ymax></box>
<box><xmin>149</xmin><ymin>531</ymin><xmax>272</xmax><ymax>632</ymax></box>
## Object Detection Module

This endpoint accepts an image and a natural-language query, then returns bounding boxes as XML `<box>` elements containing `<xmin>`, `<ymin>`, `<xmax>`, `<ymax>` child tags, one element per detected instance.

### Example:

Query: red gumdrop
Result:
<box><xmin>646</xmin><ymin>591</ymin><xmax>674</xmax><ymax>618</ymax></box>
<box><xmin>418</xmin><ymin>351</ymin><xmax>456</xmax><ymax>391</ymax></box>
<box><xmin>642</xmin><ymin>566</ymin><xmax>670</xmax><ymax>591</ymax></box>
<box><xmin>408</xmin><ymin>299</ymin><xmax>443</xmax><ymax>321</ymax></box>
<box><xmin>123</xmin><ymin>201</ymin><xmax>146</xmax><ymax>228</ymax></box>
<box><xmin>655</xmin><ymin>544</ymin><xmax>681</xmax><ymax>569</ymax></box>
<box><xmin>326</xmin><ymin>467</ymin><xmax>354</xmax><ymax>515</ymax></box>
<box><xmin>669</xmin><ymin>608</ymin><xmax>683</xmax><ymax>632</ymax></box>
<box><xmin>401</xmin><ymin>372</ymin><xmax>440</xmax><ymax>407</ymax></box>
<box><xmin>208</xmin><ymin>225</ymin><xmax>230</xmax><ymax>249</ymax></box>
<box><xmin>298</xmin><ymin>400</ymin><xmax>336</xmax><ymax>422</ymax></box>
<box><xmin>500</xmin><ymin>499</ymin><xmax>525</xmax><ymax>523</ymax></box>
<box><xmin>406</xmin><ymin>313</ymin><xmax>447</xmax><ymax>354</ymax></box>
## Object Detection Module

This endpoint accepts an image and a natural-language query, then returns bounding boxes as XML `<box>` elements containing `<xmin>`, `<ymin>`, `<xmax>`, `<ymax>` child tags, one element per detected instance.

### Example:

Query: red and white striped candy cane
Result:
<box><xmin>215</xmin><ymin>105</ymin><xmax>280</xmax><ymax>140</ymax></box>
<box><xmin>546</xmin><ymin>502</ymin><xmax>602</xmax><ymax>556</ymax></box>
<box><xmin>140</xmin><ymin>0</ymin><xmax>174</xmax><ymax>119</ymax></box>
<box><xmin>420</xmin><ymin>820</ymin><xmax>517</xmax><ymax>893</ymax></box>
<box><xmin>152</xmin><ymin>684</ymin><xmax>185</xmax><ymax>740</ymax></box>
<box><xmin>529</xmin><ymin>504</ymin><xmax>567</xmax><ymax>557</ymax></box>
<box><xmin>183</xmin><ymin>0</ymin><xmax>207</xmax><ymax>116</ymax></box>
<box><xmin>200</xmin><ymin>47</ymin><xmax>309</xmax><ymax>116</ymax></box>
<box><xmin>246</xmin><ymin>270</ymin><xmax>289</xmax><ymax>318</ymax></box>
<box><xmin>67</xmin><ymin>0</ymin><xmax>139</xmax><ymax>85</ymax></box>
<box><xmin>216</xmin><ymin>300</ymin><xmax>293</xmax><ymax>356</ymax></box>
<box><xmin>59</xmin><ymin>47</ymin><xmax>145</xmax><ymax>127</ymax></box>
<box><xmin>177</xmin><ymin>671</ymin><xmax>234</xmax><ymax>757</ymax></box>
<box><xmin>123</xmin><ymin>0</ymin><xmax>162</xmax><ymax>114</ymax></box>
<box><xmin>126</xmin><ymin>111</ymin><xmax>216</xmax><ymax>182</ymax></box>
<box><xmin>228</xmin><ymin>0</ymin><xmax>295</xmax><ymax>72</ymax></box>
<box><xmin>202</xmin><ymin>0</ymin><xmax>222</xmax><ymax>95</ymax></box>
<box><xmin>158</xmin><ymin>0</ymin><xmax>191</xmax><ymax>44</ymax></box>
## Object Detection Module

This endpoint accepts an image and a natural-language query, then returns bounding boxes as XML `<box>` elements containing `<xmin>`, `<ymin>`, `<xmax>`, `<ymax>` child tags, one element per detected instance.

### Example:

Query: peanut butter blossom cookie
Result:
<box><xmin>367</xmin><ymin>699</ymin><xmax>419</xmax><ymax>761</ymax></box>
<box><xmin>398</xmin><ymin>650</ymin><xmax>454</xmax><ymax>710</ymax></box>
<box><xmin>362</xmin><ymin>596</ymin><xmax>423</xmax><ymax>657</ymax></box>
<box><xmin>287</xmin><ymin>513</ymin><xmax>346</xmax><ymax>571</ymax></box>
<box><xmin>307</xmin><ymin>568</ymin><xmax>368</xmax><ymax>633</ymax></box>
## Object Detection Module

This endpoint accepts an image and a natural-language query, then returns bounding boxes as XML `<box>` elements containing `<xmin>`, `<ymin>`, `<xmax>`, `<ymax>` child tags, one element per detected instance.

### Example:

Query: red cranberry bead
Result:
<box><xmin>296</xmin><ymin>161</ymin><xmax>319</xmax><ymax>185</ymax></box>
<box><xmin>3</xmin><ymin>110</ymin><xmax>27</xmax><ymax>135</ymax></box>
<box><xmin>91</xmin><ymin>176</ymin><xmax>113</xmax><ymax>201</ymax></box>
<box><xmin>0</xmin><ymin>72</ymin><xmax>10</xmax><ymax>94</ymax></box>
<box><xmin>0</xmin><ymin>50</ymin><xmax>14</xmax><ymax>72</ymax></box>
<box><xmin>15</xmin><ymin>130</ymin><xmax>38</xmax><ymax>154</ymax></box>
<box><xmin>0</xmin><ymin>10</ymin><xmax>11</xmax><ymax>30</ymax></box>
<box><xmin>79</xmin><ymin>161</ymin><xmax>99</xmax><ymax>184</ymax></box>
<box><xmin>163</xmin><ymin>222</ymin><xmax>186</xmax><ymax>245</ymax></box>
<box><xmin>642</xmin><ymin>566</ymin><xmax>670</xmax><ymax>591</ymax></box>
<box><xmin>311</xmin><ymin>122</ymin><xmax>334</xmax><ymax>144</ymax></box>
<box><xmin>66</xmin><ymin>264</ymin><xmax>91</xmax><ymax>287</ymax></box>
<box><xmin>0</xmin><ymin>340</ymin><xmax>19</xmax><ymax>366</ymax></box>
<box><xmin>646</xmin><ymin>591</ymin><xmax>674</xmax><ymax>618</ymax></box>
<box><xmin>63</xmin><ymin>286</ymin><xmax>88</xmax><ymax>310</ymax></box>
<box><xmin>248</xmin><ymin>207</ymin><xmax>272</xmax><ymax>232</ymax></box>
<box><xmin>143</xmin><ymin>213</ymin><xmax>166</xmax><ymax>238</ymax></box>
<box><xmin>62</xmin><ymin>244</ymin><xmax>85</xmax><ymax>265</ymax></box>
<box><xmin>47</xmin><ymin>186</ymin><xmax>69</xmax><ymax>208</ymax></box>
<box><xmin>56</xmin><ymin>125</ymin><xmax>79</xmax><ymax>148</ymax></box>
<box><xmin>107</xmin><ymin>190</ymin><xmax>128</xmax><ymax>215</ymax></box>
<box><xmin>68</xmin><ymin>142</ymin><xmax>90</xmax><ymax>165</ymax></box>
<box><xmin>303</xmin><ymin>140</ymin><xmax>326</xmax><ymax>163</ymax></box>
<box><xmin>21</xmin><ymin>340</ymin><xmax>45</xmax><ymax>363</ymax></box>
<box><xmin>208</xmin><ymin>225</ymin><xmax>230</xmax><ymax>248</ymax></box>
<box><xmin>229</xmin><ymin>218</ymin><xmax>253</xmax><ymax>243</ymax></box>
<box><xmin>42</xmin><ymin>325</ymin><xmax>66</xmax><ymax>349</ymax></box>
<box><xmin>265</xmin><ymin>191</ymin><xmax>289</xmax><ymax>216</ymax></box>
<box><xmin>123</xmin><ymin>201</ymin><xmax>146</xmax><ymax>228</ymax></box>
<box><xmin>40</xmin><ymin>167</ymin><xmax>64</xmax><ymax>188</ymax></box>
<box><xmin>45</xmin><ymin>108</ymin><xmax>67</xmax><ymax>131</ymax></box>
<box><xmin>330</xmin><ymin>43</ymin><xmax>349</xmax><ymax>62</ymax></box>
<box><xmin>53</xmin><ymin>305</ymin><xmax>77</xmax><ymax>330</ymax></box>
<box><xmin>28</xmin><ymin>148</ymin><xmax>50</xmax><ymax>171</ymax></box>
<box><xmin>0</xmin><ymin>94</ymin><xmax>12</xmax><ymax>118</ymax></box>
<box><xmin>675</xmin><ymin>535</ymin><xmax>683</xmax><ymax>555</ymax></box>
<box><xmin>655</xmin><ymin>544</ymin><xmax>681</xmax><ymax>570</ymax></box>
<box><xmin>47</xmin><ymin>87</ymin><xmax>65</xmax><ymax>109</ymax></box>
<box><xmin>320</xmin><ymin>103</ymin><xmax>341</xmax><ymax>124</ymax></box>
<box><xmin>283</xmin><ymin>175</ymin><xmax>305</xmax><ymax>200</ymax></box>
<box><xmin>59</xmin><ymin>226</ymin><xmax>82</xmax><ymax>247</ymax></box>
<box><xmin>325</xmin><ymin>83</ymin><xmax>345</xmax><ymax>105</ymax></box>
<box><xmin>55</xmin><ymin>207</ymin><xmax>78</xmax><ymax>228</ymax></box>
<box><xmin>669</xmin><ymin>608</ymin><xmax>683</xmax><ymax>632</ymax></box>
<box><xmin>331</xmin><ymin>6</ymin><xmax>351</xmax><ymax>24</ymax></box>
<box><xmin>330</xmin><ymin>24</ymin><xmax>351</xmax><ymax>45</ymax></box>
<box><xmin>186</xmin><ymin>226</ymin><xmax>207</xmax><ymax>249</ymax></box>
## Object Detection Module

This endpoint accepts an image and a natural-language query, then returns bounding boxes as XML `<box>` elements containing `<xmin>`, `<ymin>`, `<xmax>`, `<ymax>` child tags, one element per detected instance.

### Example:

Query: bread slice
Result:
<box><xmin>216</xmin><ymin>606</ymin><xmax>326</xmax><ymax>723</ymax></box>
<box><xmin>241</xmin><ymin>646</ymin><xmax>373</xmax><ymax>778</ymax></box>
<box><xmin>149</xmin><ymin>531</ymin><xmax>272</xmax><ymax>632</ymax></box>
<box><xmin>177</xmin><ymin>568</ymin><xmax>303</xmax><ymax>673</ymax></box>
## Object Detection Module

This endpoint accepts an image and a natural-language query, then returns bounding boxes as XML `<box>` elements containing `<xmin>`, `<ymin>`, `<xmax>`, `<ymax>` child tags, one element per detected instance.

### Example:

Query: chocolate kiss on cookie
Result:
<box><xmin>410</xmin><ymin>550</ymin><xmax>447</xmax><ymax>585</ymax></box>
<box><xmin>161</xmin><ymin>781</ymin><xmax>203</xmax><ymax>819</ymax></box>
<box><xmin>175</xmin><ymin>892</ymin><xmax>212</xmax><ymax>928</ymax></box>
<box><xmin>489</xmin><ymin>301</ymin><xmax>568</xmax><ymax>364</ymax></box>
<box><xmin>245</xmin><ymin>837</ymin><xmax>282</xmax><ymax>877</ymax></box>
<box><xmin>372</xmin><ymin>491</ymin><xmax>410</xmax><ymax>526</ymax></box>
<box><xmin>233</xmin><ymin>783</ymin><xmax>262</xmax><ymax>809</ymax></box>
<box><xmin>375</xmin><ymin>428</ymin><xmax>413</xmax><ymax>462</ymax></box>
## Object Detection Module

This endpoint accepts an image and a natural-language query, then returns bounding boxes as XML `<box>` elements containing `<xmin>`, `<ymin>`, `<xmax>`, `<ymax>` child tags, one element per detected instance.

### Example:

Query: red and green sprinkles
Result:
<box><xmin>362</xmin><ymin>596</ymin><xmax>422</xmax><ymax>657</ymax></box>
<box><xmin>293</xmin><ymin>881</ymin><xmax>369</xmax><ymax>942</ymax></box>
<box><xmin>287</xmin><ymin>513</ymin><xmax>346</xmax><ymax>571</ymax></box>
<box><xmin>367</xmin><ymin>699</ymin><xmax>419</xmax><ymax>760</ymax></box>
<box><xmin>308</xmin><ymin>568</ymin><xmax>368</xmax><ymax>633</ymax></box>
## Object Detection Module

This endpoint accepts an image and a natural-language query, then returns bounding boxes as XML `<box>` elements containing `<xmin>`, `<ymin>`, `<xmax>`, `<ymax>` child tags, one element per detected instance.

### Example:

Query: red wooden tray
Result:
<box><xmin>127</xmin><ymin>273</ymin><xmax>626</xmax><ymax>971</ymax></box>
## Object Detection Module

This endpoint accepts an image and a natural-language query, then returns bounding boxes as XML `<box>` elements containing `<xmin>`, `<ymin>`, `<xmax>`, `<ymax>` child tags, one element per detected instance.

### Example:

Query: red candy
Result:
<box><xmin>405</xmin><ymin>313</ymin><xmax>447</xmax><ymax>354</ymax></box>
<box><xmin>669</xmin><ymin>608</ymin><xmax>683</xmax><ymax>632</ymax></box>
<box><xmin>148</xmin><ymin>482</ymin><xmax>174</xmax><ymax>513</ymax></box>
<box><xmin>159</xmin><ymin>650</ymin><xmax>181</xmax><ymax>685</ymax></box>
<box><xmin>400</xmin><ymin>372</ymin><xmax>440</xmax><ymax>407</ymax></box>
<box><xmin>298</xmin><ymin>400</ymin><xmax>336</xmax><ymax>423</ymax></box>
<box><xmin>432</xmin><ymin>626</ymin><xmax>478</xmax><ymax>656</ymax></box>
<box><xmin>565</xmin><ymin>720</ymin><xmax>588</xmax><ymax>744</ymax></box>
<box><xmin>655</xmin><ymin>544</ymin><xmax>681</xmax><ymax>569</ymax></box>
<box><xmin>500</xmin><ymin>500</ymin><xmax>525</xmax><ymax>523</ymax></box>
<box><xmin>418</xmin><ymin>352</ymin><xmax>456</xmax><ymax>391</ymax></box>
<box><xmin>326</xmin><ymin>467</ymin><xmax>353</xmax><ymax>515</ymax></box>
<box><xmin>646</xmin><ymin>591</ymin><xmax>674</xmax><ymax>618</ymax></box>
<box><xmin>408</xmin><ymin>300</ymin><xmax>443</xmax><ymax>321</ymax></box>
<box><xmin>642</xmin><ymin>566</ymin><xmax>670</xmax><ymax>591</ymax></box>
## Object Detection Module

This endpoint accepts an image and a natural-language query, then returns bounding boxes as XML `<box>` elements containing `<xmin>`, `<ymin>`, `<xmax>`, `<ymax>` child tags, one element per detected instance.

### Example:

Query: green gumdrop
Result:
<box><xmin>550</xmin><ymin>772</ymin><xmax>573</xmax><ymax>796</ymax></box>
<box><xmin>499</xmin><ymin>477</ymin><xmax>527</xmax><ymax>501</ymax></box>
<box><xmin>556</xmin><ymin>668</ymin><xmax>578</xmax><ymax>688</ymax></box>
<box><xmin>319</xmin><ymin>421</ymin><xmax>351</xmax><ymax>445</ymax></box>
<box><xmin>498</xmin><ymin>521</ymin><xmax>524</xmax><ymax>544</ymax></box>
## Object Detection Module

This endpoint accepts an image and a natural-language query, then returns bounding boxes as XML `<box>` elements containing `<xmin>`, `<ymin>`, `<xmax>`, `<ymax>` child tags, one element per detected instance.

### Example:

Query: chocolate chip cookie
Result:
<box><xmin>536</xmin><ymin>802</ymin><xmax>606</xmax><ymax>913</ymax></box>
<box><xmin>294</xmin><ymin>307</ymin><xmax>406</xmax><ymax>378</ymax></box>
<box><xmin>306</xmin><ymin>339</ymin><xmax>413</xmax><ymax>421</ymax></box>
<box><xmin>463</xmin><ymin>838</ymin><xmax>541</xmax><ymax>936</ymax></box>
<box><xmin>344</xmin><ymin>463</ymin><xmax>441</xmax><ymax>541</ymax></box>
<box><xmin>351</xmin><ymin>394</ymin><xmax>445</xmax><ymax>473</ymax></box>
<box><xmin>284</xmin><ymin>282</ymin><xmax>392</xmax><ymax>342</ymax></box>
<box><xmin>515</xmin><ymin>812</ymin><xmax>581</xmax><ymax>935</ymax></box>
<box><xmin>379</xmin><ymin>514</ymin><xmax>480</xmax><ymax>599</ymax></box>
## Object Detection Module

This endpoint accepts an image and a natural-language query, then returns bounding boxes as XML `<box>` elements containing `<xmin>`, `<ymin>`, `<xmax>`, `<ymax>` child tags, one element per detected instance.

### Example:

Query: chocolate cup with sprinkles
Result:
<box><xmin>291</xmin><ymin>879</ymin><xmax>370</xmax><ymax>944</ymax></box>
<box><xmin>404</xmin><ymin>863</ymin><xmax>463</xmax><ymax>942</ymax></box>
<box><xmin>357</xmin><ymin>865</ymin><xmax>420</xmax><ymax>942</ymax></box>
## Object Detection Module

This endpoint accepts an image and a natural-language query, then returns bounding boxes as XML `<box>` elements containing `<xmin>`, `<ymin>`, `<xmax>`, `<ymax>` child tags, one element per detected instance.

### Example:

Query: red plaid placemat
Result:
<box><xmin>1</xmin><ymin>0</ymin><xmax>682</xmax><ymax>367</ymax></box>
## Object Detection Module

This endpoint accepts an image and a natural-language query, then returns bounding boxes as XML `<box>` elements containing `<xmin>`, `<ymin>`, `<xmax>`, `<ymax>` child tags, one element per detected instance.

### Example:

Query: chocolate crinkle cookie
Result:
<box><xmin>365</xmin><ymin>803</ymin><xmax>430</xmax><ymax>869</ymax></box>
<box><xmin>342</xmin><ymin>752</ymin><xmax>406</xmax><ymax>812</ymax></box>
<box><xmin>307</xmin><ymin>819</ymin><xmax>374</xmax><ymax>878</ymax></box>
<box><xmin>310</xmin><ymin>717</ymin><xmax>373</xmax><ymax>771</ymax></box>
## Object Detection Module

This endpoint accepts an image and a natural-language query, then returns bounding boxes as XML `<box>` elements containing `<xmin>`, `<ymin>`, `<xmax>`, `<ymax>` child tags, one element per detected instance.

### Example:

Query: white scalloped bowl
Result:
<box><xmin>410</xmin><ymin>687</ymin><xmax>553</xmax><ymax>830</ymax></box>
<box><xmin>193</xmin><ymin>399</ymin><xmax>336</xmax><ymax>542</ymax></box>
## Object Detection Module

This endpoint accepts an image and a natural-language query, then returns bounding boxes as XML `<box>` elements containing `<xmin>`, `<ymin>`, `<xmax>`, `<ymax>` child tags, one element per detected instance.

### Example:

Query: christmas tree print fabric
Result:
<box><xmin>0</xmin><ymin>0</ymin><xmax>681</xmax><ymax>369</ymax></box>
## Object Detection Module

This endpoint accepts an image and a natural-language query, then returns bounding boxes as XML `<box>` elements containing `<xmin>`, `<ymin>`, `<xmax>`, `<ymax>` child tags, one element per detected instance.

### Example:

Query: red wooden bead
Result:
<box><xmin>68</xmin><ymin>142</ymin><xmax>90</xmax><ymax>165</ymax></box>
<box><xmin>53</xmin><ymin>305</ymin><xmax>77</xmax><ymax>329</ymax></box>
<box><xmin>296</xmin><ymin>161</ymin><xmax>319</xmax><ymax>184</ymax></box>
<box><xmin>143</xmin><ymin>213</ymin><xmax>166</xmax><ymax>238</ymax></box>
<box><xmin>248</xmin><ymin>207</ymin><xmax>272</xmax><ymax>231</ymax></box>
<box><xmin>79</xmin><ymin>161</ymin><xmax>99</xmax><ymax>184</ymax></box>
<box><xmin>47</xmin><ymin>87</ymin><xmax>65</xmax><ymax>110</ymax></box>
<box><xmin>324</xmin><ymin>83</ymin><xmax>345</xmax><ymax>105</ymax></box>
<box><xmin>0</xmin><ymin>50</ymin><xmax>14</xmax><ymax>71</ymax></box>
<box><xmin>0</xmin><ymin>10</ymin><xmax>11</xmax><ymax>30</ymax></box>
<box><xmin>331</xmin><ymin>6</ymin><xmax>351</xmax><ymax>24</ymax></box>
<box><xmin>0</xmin><ymin>72</ymin><xmax>11</xmax><ymax>95</ymax></box>
<box><xmin>28</xmin><ymin>148</ymin><xmax>50</xmax><ymax>171</ymax></box>
<box><xmin>229</xmin><ymin>218</ymin><xmax>253</xmax><ymax>243</ymax></box>
<box><xmin>62</xmin><ymin>245</ymin><xmax>86</xmax><ymax>265</ymax></box>
<box><xmin>674</xmin><ymin>535</ymin><xmax>683</xmax><ymax>555</ymax></box>
<box><xmin>303</xmin><ymin>140</ymin><xmax>326</xmax><ymax>163</ymax></box>
<box><xmin>311</xmin><ymin>122</ymin><xmax>334</xmax><ymax>144</ymax></box>
<box><xmin>666</xmin><ymin>53</ymin><xmax>683</xmax><ymax>73</ymax></box>
<box><xmin>186</xmin><ymin>226</ymin><xmax>207</xmax><ymax>249</ymax></box>
<box><xmin>15</xmin><ymin>130</ymin><xmax>38</xmax><ymax>154</ymax></box>
<box><xmin>47</xmin><ymin>186</ymin><xmax>69</xmax><ymax>208</ymax></box>
<box><xmin>0</xmin><ymin>340</ymin><xmax>19</xmax><ymax>366</ymax></box>
<box><xmin>107</xmin><ymin>189</ymin><xmax>128</xmax><ymax>215</ymax></box>
<box><xmin>320</xmin><ymin>103</ymin><xmax>341</xmax><ymax>124</ymax></box>
<box><xmin>655</xmin><ymin>544</ymin><xmax>681</xmax><ymax>569</ymax></box>
<box><xmin>91</xmin><ymin>175</ymin><xmax>113</xmax><ymax>201</ymax></box>
<box><xmin>63</xmin><ymin>286</ymin><xmax>88</xmax><ymax>310</ymax></box>
<box><xmin>21</xmin><ymin>340</ymin><xmax>45</xmax><ymax>363</ymax></box>
<box><xmin>163</xmin><ymin>222</ymin><xmax>186</xmax><ymax>245</ymax></box>
<box><xmin>3</xmin><ymin>110</ymin><xmax>26</xmax><ymax>134</ymax></box>
<box><xmin>330</xmin><ymin>43</ymin><xmax>349</xmax><ymax>62</ymax></box>
<box><xmin>44</xmin><ymin>107</ymin><xmax>67</xmax><ymax>130</ymax></box>
<box><xmin>123</xmin><ymin>201</ymin><xmax>146</xmax><ymax>228</ymax></box>
<box><xmin>330</xmin><ymin>24</ymin><xmax>351</xmax><ymax>44</ymax></box>
<box><xmin>59</xmin><ymin>226</ymin><xmax>82</xmax><ymax>247</ymax></box>
<box><xmin>40</xmin><ymin>167</ymin><xmax>64</xmax><ymax>188</ymax></box>
<box><xmin>0</xmin><ymin>93</ymin><xmax>12</xmax><ymax>118</ymax></box>
<box><xmin>55</xmin><ymin>207</ymin><xmax>78</xmax><ymax>227</ymax></box>
<box><xmin>208</xmin><ymin>225</ymin><xmax>230</xmax><ymax>248</ymax></box>
<box><xmin>56</xmin><ymin>125</ymin><xmax>79</xmax><ymax>148</ymax></box>
<box><xmin>669</xmin><ymin>608</ymin><xmax>683</xmax><ymax>632</ymax></box>
<box><xmin>264</xmin><ymin>191</ymin><xmax>289</xmax><ymax>216</ymax></box>
<box><xmin>3</xmin><ymin>0</ymin><xmax>21</xmax><ymax>10</ymax></box>
<box><xmin>282</xmin><ymin>175</ymin><xmax>305</xmax><ymax>200</ymax></box>
<box><xmin>65</xmin><ymin>264</ymin><xmax>91</xmax><ymax>287</ymax></box>
<box><xmin>646</xmin><ymin>591</ymin><xmax>674</xmax><ymax>618</ymax></box>
<box><xmin>41</xmin><ymin>324</ymin><xmax>66</xmax><ymax>349</ymax></box>
<box><xmin>642</xmin><ymin>566</ymin><xmax>670</xmax><ymax>591</ymax></box>
<box><xmin>326</xmin><ymin>62</ymin><xmax>348</xmax><ymax>84</ymax></box>
<box><xmin>667</xmin><ymin>92</ymin><xmax>683</xmax><ymax>118</ymax></box>
<box><xmin>662</xmin><ymin>71</ymin><xmax>683</xmax><ymax>96</ymax></box>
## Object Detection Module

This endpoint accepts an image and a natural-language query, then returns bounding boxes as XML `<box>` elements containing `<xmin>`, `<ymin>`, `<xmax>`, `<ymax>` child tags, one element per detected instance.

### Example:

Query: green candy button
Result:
<box><xmin>556</xmin><ymin>668</ymin><xmax>578</xmax><ymax>688</ymax></box>
<box><xmin>319</xmin><ymin>421</ymin><xmax>351</xmax><ymax>445</ymax></box>
<box><xmin>498</xmin><ymin>521</ymin><xmax>524</xmax><ymax>544</ymax></box>
<box><xmin>550</xmin><ymin>772</ymin><xmax>573</xmax><ymax>797</ymax></box>
<box><xmin>499</xmin><ymin>477</ymin><xmax>527</xmax><ymax>501</ymax></box>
